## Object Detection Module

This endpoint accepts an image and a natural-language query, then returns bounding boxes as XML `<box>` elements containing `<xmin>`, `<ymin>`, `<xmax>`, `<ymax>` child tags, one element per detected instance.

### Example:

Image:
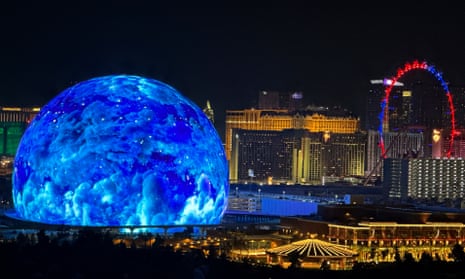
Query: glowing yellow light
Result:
<box><xmin>2</xmin><ymin>107</ymin><xmax>21</xmax><ymax>111</ymax></box>
<box><xmin>323</xmin><ymin>131</ymin><xmax>331</xmax><ymax>143</ymax></box>
<box><xmin>433</xmin><ymin>129</ymin><xmax>441</xmax><ymax>143</ymax></box>
<box><xmin>402</xmin><ymin>90</ymin><xmax>412</xmax><ymax>97</ymax></box>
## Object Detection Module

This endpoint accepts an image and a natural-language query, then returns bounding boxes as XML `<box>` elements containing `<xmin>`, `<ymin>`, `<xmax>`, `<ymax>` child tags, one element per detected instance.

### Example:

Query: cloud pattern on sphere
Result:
<box><xmin>12</xmin><ymin>75</ymin><xmax>229</xmax><ymax>227</ymax></box>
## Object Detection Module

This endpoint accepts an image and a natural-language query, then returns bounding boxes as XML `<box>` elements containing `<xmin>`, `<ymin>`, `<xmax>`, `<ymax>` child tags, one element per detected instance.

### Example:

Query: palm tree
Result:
<box><xmin>451</xmin><ymin>243</ymin><xmax>465</xmax><ymax>262</ymax></box>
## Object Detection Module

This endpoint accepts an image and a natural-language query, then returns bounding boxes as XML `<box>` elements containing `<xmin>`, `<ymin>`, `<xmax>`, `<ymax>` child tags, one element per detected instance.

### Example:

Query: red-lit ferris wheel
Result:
<box><xmin>378</xmin><ymin>60</ymin><xmax>457</xmax><ymax>158</ymax></box>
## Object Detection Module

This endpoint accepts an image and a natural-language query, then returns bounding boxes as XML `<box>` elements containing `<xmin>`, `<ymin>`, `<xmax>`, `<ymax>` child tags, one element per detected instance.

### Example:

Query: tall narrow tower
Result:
<box><xmin>203</xmin><ymin>100</ymin><xmax>214</xmax><ymax>124</ymax></box>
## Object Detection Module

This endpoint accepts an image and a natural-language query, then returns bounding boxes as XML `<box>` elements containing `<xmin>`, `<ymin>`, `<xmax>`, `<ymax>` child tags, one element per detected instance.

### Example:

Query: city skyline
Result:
<box><xmin>2</xmin><ymin>3</ymin><xmax>465</xmax><ymax>138</ymax></box>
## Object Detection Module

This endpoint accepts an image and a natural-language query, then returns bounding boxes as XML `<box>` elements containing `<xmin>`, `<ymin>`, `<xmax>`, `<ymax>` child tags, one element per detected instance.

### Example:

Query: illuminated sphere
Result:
<box><xmin>12</xmin><ymin>75</ymin><xmax>229</xmax><ymax>227</ymax></box>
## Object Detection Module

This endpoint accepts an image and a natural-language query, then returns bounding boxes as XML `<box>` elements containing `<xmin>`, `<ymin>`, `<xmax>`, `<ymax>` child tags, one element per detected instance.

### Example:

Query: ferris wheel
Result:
<box><xmin>378</xmin><ymin>60</ymin><xmax>457</xmax><ymax>159</ymax></box>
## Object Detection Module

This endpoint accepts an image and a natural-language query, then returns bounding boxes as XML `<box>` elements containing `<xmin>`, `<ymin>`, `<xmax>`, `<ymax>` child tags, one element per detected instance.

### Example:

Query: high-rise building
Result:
<box><xmin>202</xmin><ymin>100</ymin><xmax>214</xmax><ymax>124</ymax></box>
<box><xmin>451</xmin><ymin>129</ymin><xmax>465</xmax><ymax>158</ymax></box>
<box><xmin>225</xmin><ymin>108</ymin><xmax>359</xmax><ymax>162</ymax></box>
<box><xmin>258</xmin><ymin>90</ymin><xmax>280</xmax><ymax>109</ymax></box>
<box><xmin>383</xmin><ymin>158</ymin><xmax>409</xmax><ymax>200</ymax></box>
<box><xmin>365</xmin><ymin>130</ymin><xmax>382</xmax><ymax>179</ymax></box>
<box><xmin>230</xmin><ymin>129</ymin><xmax>301</xmax><ymax>184</ymax></box>
<box><xmin>365</xmin><ymin>79</ymin><xmax>404</xmax><ymax>131</ymax></box>
<box><xmin>437</xmin><ymin>128</ymin><xmax>465</xmax><ymax>159</ymax></box>
<box><xmin>389</xmin><ymin>89</ymin><xmax>414</xmax><ymax>131</ymax></box>
<box><xmin>258</xmin><ymin>90</ymin><xmax>304</xmax><ymax>111</ymax></box>
<box><xmin>0</xmin><ymin>107</ymin><xmax>40</xmax><ymax>156</ymax></box>
<box><xmin>320</xmin><ymin>132</ymin><xmax>366</xmax><ymax>181</ymax></box>
<box><xmin>230</xmin><ymin>128</ymin><xmax>366</xmax><ymax>185</ymax></box>
<box><xmin>359</xmin><ymin>128</ymin><xmax>425</xmax><ymax>180</ymax></box>
<box><xmin>410</xmin><ymin>158</ymin><xmax>465</xmax><ymax>201</ymax></box>
<box><xmin>366</xmin><ymin>72</ymin><xmax>459</xmax><ymax>185</ymax></box>
<box><xmin>384</xmin><ymin>157</ymin><xmax>465</xmax><ymax>201</ymax></box>
<box><xmin>408</xmin><ymin>78</ymin><xmax>450</xmax><ymax>130</ymax></box>
<box><xmin>405</xmin><ymin>75</ymin><xmax>451</xmax><ymax>158</ymax></box>
<box><xmin>451</xmin><ymin>86</ymin><xmax>465</xmax><ymax>129</ymax></box>
<box><xmin>288</xmin><ymin>131</ymin><xmax>327</xmax><ymax>184</ymax></box>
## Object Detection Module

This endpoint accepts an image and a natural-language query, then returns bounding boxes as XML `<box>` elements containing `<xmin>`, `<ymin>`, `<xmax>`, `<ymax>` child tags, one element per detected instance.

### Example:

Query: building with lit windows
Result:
<box><xmin>229</xmin><ymin>129</ymin><xmax>286</xmax><ymax>183</ymax></box>
<box><xmin>365</xmin><ymin>79</ymin><xmax>404</xmax><ymax>131</ymax></box>
<box><xmin>288</xmin><ymin>203</ymin><xmax>465</xmax><ymax>263</ymax></box>
<box><xmin>452</xmin><ymin>86</ymin><xmax>465</xmax><ymax>129</ymax></box>
<box><xmin>408</xmin><ymin>158</ymin><xmax>465</xmax><ymax>201</ymax></box>
<box><xmin>320</xmin><ymin>132</ymin><xmax>366</xmax><ymax>183</ymax></box>
<box><xmin>250</xmin><ymin>203</ymin><xmax>465</xmax><ymax>265</ymax></box>
<box><xmin>383</xmin><ymin>158</ymin><xmax>409</xmax><ymax>199</ymax></box>
<box><xmin>327</xmin><ymin>221</ymin><xmax>465</xmax><ymax>262</ymax></box>
<box><xmin>258</xmin><ymin>90</ymin><xmax>304</xmax><ymax>112</ymax></box>
<box><xmin>366</xmin><ymin>130</ymin><xmax>424</xmax><ymax>179</ymax></box>
<box><xmin>365</xmin><ymin>130</ymin><xmax>382</xmax><ymax>179</ymax></box>
<box><xmin>0</xmin><ymin>107</ymin><xmax>40</xmax><ymax>156</ymax></box>
<box><xmin>384</xmin><ymin>158</ymin><xmax>465</xmax><ymax>201</ymax></box>
<box><xmin>453</xmin><ymin>130</ymin><xmax>465</xmax><ymax>158</ymax></box>
<box><xmin>230</xmin><ymin>128</ymin><xmax>366</xmax><ymax>184</ymax></box>
<box><xmin>437</xmin><ymin>128</ymin><xmax>465</xmax><ymax>159</ymax></box>
<box><xmin>225</xmin><ymin>107</ymin><xmax>359</xmax><ymax>163</ymax></box>
<box><xmin>365</xmin><ymin>77</ymin><xmax>458</xmax><ymax>179</ymax></box>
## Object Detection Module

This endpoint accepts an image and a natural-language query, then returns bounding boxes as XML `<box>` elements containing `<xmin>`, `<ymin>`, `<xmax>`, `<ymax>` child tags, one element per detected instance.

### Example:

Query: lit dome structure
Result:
<box><xmin>11</xmin><ymin>75</ymin><xmax>229</xmax><ymax>227</ymax></box>
<box><xmin>266</xmin><ymin>238</ymin><xmax>358</xmax><ymax>269</ymax></box>
<box><xmin>266</xmin><ymin>238</ymin><xmax>358</xmax><ymax>258</ymax></box>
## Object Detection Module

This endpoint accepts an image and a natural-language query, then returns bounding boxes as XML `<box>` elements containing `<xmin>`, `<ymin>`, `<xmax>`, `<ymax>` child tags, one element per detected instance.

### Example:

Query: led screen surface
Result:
<box><xmin>12</xmin><ymin>75</ymin><xmax>229</xmax><ymax>226</ymax></box>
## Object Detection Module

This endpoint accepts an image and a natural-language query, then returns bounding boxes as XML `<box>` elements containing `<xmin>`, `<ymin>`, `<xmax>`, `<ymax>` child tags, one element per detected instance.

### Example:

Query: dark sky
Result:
<box><xmin>2</xmin><ymin>2</ymin><xmax>465</xmax><ymax>139</ymax></box>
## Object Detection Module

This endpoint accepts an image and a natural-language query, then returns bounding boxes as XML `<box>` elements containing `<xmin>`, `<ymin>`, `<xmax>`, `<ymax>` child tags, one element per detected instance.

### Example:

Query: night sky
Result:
<box><xmin>2</xmin><ymin>3</ymin><xmax>465</xmax><ymax>139</ymax></box>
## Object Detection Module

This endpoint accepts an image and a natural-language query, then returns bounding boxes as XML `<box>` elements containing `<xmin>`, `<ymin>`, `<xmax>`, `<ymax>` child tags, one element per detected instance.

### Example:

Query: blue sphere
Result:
<box><xmin>12</xmin><ymin>75</ymin><xmax>229</xmax><ymax>227</ymax></box>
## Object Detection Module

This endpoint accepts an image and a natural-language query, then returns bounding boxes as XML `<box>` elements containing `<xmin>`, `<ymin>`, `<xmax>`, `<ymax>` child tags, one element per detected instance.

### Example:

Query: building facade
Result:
<box><xmin>365</xmin><ymin>79</ymin><xmax>404</xmax><ymax>131</ymax></box>
<box><xmin>328</xmin><ymin>221</ymin><xmax>465</xmax><ymax>262</ymax></box>
<box><xmin>258</xmin><ymin>90</ymin><xmax>304</xmax><ymax>112</ymax></box>
<box><xmin>366</xmin><ymin>130</ymin><xmax>424</xmax><ymax>179</ymax></box>
<box><xmin>408</xmin><ymin>158</ymin><xmax>465</xmax><ymax>201</ymax></box>
<box><xmin>225</xmin><ymin>108</ymin><xmax>360</xmax><ymax>162</ymax></box>
<box><xmin>230</xmin><ymin>128</ymin><xmax>366</xmax><ymax>184</ymax></box>
<box><xmin>0</xmin><ymin>107</ymin><xmax>40</xmax><ymax>156</ymax></box>
<box><xmin>384</xmin><ymin>158</ymin><xmax>465</xmax><ymax>201</ymax></box>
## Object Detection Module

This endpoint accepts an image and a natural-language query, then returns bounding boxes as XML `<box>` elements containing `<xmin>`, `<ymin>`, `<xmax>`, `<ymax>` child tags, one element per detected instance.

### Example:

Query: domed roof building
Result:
<box><xmin>266</xmin><ymin>238</ymin><xmax>358</xmax><ymax>270</ymax></box>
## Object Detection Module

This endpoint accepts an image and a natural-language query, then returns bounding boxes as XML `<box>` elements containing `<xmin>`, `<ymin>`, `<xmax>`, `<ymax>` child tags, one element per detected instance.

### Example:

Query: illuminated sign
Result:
<box><xmin>402</xmin><ymin>91</ymin><xmax>412</xmax><ymax>97</ymax></box>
